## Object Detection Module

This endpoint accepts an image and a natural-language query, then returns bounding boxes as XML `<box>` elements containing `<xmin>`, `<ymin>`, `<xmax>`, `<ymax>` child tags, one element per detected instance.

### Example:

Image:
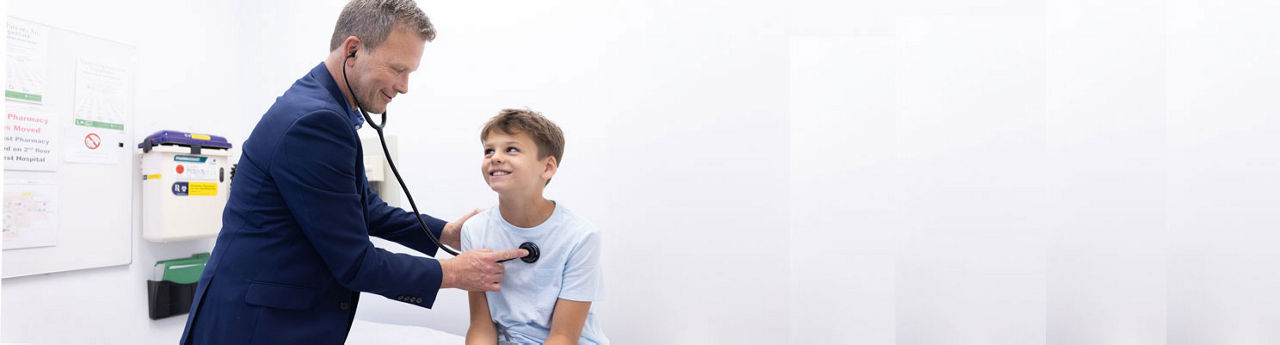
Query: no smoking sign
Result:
<box><xmin>84</xmin><ymin>133</ymin><xmax>101</xmax><ymax>150</ymax></box>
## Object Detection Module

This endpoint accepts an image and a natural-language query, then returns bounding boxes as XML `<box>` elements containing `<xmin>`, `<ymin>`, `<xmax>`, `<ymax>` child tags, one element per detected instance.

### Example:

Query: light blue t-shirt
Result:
<box><xmin>460</xmin><ymin>202</ymin><xmax>608</xmax><ymax>345</ymax></box>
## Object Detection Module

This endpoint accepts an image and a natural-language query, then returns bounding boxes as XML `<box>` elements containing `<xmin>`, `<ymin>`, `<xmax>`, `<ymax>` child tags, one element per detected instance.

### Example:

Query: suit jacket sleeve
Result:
<box><xmin>362</xmin><ymin>180</ymin><xmax>449</xmax><ymax>257</ymax></box>
<box><xmin>271</xmin><ymin>110</ymin><xmax>443</xmax><ymax>308</ymax></box>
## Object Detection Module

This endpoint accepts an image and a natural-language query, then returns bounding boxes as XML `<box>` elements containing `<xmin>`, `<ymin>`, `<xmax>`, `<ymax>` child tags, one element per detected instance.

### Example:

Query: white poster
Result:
<box><xmin>3</xmin><ymin>179</ymin><xmax>59</xmax><ymax>250</ymax></box>
<box><xmin>6</xmin><ymin>19</ymin><xmax>48</xmax><ymax>104</ymax></box>
<box><xmin>4</xmin><ymin>101</ymin><xmax>60</xmax><ymax>171</ymax></box>
<box><xmin>66</xmin><ymin>58</ymin><xmax>128</xmax><ymax>164</ymax></box>
<box><xmin>63</xmin><ymin>124</ymin><xmax>121</xmax><ymax>164</ymax></box>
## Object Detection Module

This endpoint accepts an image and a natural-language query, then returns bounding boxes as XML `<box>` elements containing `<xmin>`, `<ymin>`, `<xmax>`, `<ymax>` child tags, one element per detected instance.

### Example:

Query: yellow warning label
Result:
<box><xmin>188</xmin><ymin>182</ymin><xmax>218</xmax><ymax>196</ymax></box>
<box><xmin>191</xmin><ymin>134</ymin><xmax>211</xmax><ymax>140</ymax></box>
<box><xmin>144</xmin><ymin>174</ymin><xmax>162</xmax><ymax>180</ymax></box>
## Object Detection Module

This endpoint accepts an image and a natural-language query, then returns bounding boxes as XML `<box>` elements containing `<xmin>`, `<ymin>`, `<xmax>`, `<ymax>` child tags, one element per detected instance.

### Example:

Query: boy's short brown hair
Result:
<box><xmin>481</xmin><ymin>108</ymin><xmax>565</xmax><ymax>170</ymax></box>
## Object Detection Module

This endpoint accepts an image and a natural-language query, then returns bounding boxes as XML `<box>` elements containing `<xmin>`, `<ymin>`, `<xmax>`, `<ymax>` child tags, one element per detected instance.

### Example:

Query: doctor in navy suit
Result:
<box><xmin>181</xmin><ymin>1</ymin><xmax>528</xmax><ymax>343</ymax></box>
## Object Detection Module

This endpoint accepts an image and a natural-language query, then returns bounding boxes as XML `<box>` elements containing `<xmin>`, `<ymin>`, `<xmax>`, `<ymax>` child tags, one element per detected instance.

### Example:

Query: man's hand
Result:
<box><xmin>442</xmin><ymin>208</ymin><xmax>482</xmax><ymax>250</ymax></box>
<box><xmin>439</xmin><ymin>248</ymin><xmax>529</xmax><ymax>291</ymax></box>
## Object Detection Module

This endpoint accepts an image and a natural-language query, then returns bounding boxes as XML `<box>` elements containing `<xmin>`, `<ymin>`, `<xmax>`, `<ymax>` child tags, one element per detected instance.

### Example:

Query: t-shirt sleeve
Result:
<box><xmin>460</xmin><ymin>216</ymin><xmax>476</xmax><ymax>251</ymax></box>
<box><xmin>558</xmin><ymin>229</ymin><xmax>605</xmax><ymax>302</ymax></box>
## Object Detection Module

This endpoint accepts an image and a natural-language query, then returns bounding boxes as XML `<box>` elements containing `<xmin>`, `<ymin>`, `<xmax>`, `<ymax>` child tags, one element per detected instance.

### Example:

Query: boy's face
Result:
<box><xmin>482</xmin><ymin>130</ymin><xmax>556</xmax><ymax>195</ymax></box>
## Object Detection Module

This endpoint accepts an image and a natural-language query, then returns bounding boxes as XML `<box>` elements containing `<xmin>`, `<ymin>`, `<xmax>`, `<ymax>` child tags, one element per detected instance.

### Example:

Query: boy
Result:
<box><xmin>462</xmin><ymin>109</ymin><xmax>609</xmax><ymax>344</ymax></box>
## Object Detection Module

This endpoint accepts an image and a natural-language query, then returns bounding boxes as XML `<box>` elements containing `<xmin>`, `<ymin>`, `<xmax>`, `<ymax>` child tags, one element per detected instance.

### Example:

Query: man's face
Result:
<box><xmin>482</xmin><ymin>130</ymin><xmax>555</xmax><ymax>195</ymax></box>
<box><xmin>351</xmin><ymin>23</ymin><xmax>425</xmax><ymax>114</ymax></box>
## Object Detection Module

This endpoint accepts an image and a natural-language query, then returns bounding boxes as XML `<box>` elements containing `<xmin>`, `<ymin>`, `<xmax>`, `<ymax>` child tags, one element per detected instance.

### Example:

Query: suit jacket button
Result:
<box><xmin>339</xmin><ymin>302</ymin><xmax>350</xmax><ymax>310</ymax></box>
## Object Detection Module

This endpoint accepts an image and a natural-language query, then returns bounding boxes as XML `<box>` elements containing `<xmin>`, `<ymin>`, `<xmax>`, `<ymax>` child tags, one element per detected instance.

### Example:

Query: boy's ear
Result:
<box><xmin>540</xmin><ymin>156</ymin><xmax>558</xmax><ymax>181</ymax></box>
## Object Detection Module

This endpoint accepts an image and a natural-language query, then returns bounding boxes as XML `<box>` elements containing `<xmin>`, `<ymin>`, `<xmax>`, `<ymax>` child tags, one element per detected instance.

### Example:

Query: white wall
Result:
<box><xmin>2</xmin><ymin>1</ymin><xmax>245</xmax><ymax>344</ymax></box>
<box><xmin>1166</xmin><ymin>0</ymin><xmax>1280</xmax><ymax>343</ymax></box>
<box><xmin>1045</xmin><ymin>1</ymin><xmax>1168</xmax><ymax>343</ymax></box>
<box><xmin>789</xmin><ymin>1</ymin><xmax>1280</xmax><ymax>344</ymax></box>
<box><xmin>5</xmin><ymin>0</ymin><xmax>1280</xmax><ymax>344</ymax></box>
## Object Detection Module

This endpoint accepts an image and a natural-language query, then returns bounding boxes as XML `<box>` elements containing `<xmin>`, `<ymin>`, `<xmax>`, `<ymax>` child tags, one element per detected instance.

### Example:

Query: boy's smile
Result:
<box><xmin>487</xmin><ymin>167</ymin><xmax>513</xmax><ymax>183</ymax></box>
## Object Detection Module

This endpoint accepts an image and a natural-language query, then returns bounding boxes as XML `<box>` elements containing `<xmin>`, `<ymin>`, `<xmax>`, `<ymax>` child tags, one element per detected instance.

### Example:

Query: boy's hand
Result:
<box><xmin>442</xmin><ymin>208</ymin><xmax>483</xmax><ymax>249</ymax></box>
<box><xmin>439</xmin><ymin>248</ymin><xmax>529</xmax><ymax>291</ymax></box>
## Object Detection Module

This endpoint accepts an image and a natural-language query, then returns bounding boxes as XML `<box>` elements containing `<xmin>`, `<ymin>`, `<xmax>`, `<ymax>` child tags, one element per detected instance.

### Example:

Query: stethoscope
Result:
<box><xmin>342</xmin><ymin>52</ymin><xmax>539</xmax><ymax>264</ymax></box>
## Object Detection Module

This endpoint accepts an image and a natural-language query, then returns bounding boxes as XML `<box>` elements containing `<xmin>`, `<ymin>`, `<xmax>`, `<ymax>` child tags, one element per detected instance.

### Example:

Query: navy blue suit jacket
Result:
<box><xmin>181</xmin><ymin>63</ymin><xmax>449</xmax><ymax>344</ymax></box>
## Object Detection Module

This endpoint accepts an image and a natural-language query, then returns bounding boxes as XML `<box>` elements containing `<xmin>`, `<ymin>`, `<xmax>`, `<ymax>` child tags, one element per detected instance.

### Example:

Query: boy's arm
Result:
<box><xmin>466</xmin><ymin>291</ymin><xmax>498</xmax><ymax>345</ymax></box>
<box><xmin>544</xmin><ymin>298</ymin><xmax>592</xmax><ymax>345</ymax></box>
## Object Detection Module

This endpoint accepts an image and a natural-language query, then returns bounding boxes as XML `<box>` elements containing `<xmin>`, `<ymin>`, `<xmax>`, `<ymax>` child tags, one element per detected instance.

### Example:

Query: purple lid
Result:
<box><xmin>138</xmin><ymin>130</ymin><xmax>232</xmax><ymax>150</ymax></box>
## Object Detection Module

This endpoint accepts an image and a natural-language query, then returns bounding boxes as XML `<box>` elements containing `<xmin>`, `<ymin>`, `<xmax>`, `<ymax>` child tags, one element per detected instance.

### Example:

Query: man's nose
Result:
<box><xmin>396</xmin><ymin>75</ymin><xmax>409</xmax><ymax>94</ymax></box>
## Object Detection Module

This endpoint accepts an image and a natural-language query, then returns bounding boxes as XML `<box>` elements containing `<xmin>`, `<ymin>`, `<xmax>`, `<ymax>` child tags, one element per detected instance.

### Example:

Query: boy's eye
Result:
<box><xmin>506</xmin><ymin>147</ymin><xmax>519</xmax><ymax>153</ymax></box>
<box><xmin>484</xmin><ymin>148</ymin><xmax>494</xmax><ymax>155</ymax></box>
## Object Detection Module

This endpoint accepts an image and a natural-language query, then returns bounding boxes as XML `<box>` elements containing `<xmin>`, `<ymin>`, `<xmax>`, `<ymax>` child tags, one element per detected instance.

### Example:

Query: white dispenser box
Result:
<box><xmin>139</xmin><ymin>130</ymin><xmax>233</xmax><ymax>242</ymax></box>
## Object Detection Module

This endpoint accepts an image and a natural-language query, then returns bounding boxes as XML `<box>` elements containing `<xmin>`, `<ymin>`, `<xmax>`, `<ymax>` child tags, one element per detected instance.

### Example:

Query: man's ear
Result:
<box><xmin>343</xmin><ymin>36</ymin><xmax>362</xmax><ymax>60</ymax></box>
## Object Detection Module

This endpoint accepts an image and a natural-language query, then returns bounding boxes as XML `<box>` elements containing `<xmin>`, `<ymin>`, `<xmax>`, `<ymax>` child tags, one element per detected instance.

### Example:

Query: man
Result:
<box><xmin>180</xmin><ymin>1</ymin><xmax>527</xmax><ymax>343</ymax></box>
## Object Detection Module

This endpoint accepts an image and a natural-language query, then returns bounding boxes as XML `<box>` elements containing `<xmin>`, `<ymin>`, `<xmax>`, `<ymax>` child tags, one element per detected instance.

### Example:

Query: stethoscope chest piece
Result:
<box><xmin>519</xmin><ymin>242</ymin><xmax>540</xmax><ymax>263</ymax></box>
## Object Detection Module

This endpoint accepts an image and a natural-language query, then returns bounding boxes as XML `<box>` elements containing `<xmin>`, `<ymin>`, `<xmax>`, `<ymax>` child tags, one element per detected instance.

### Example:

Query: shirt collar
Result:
<box><xmin>310</xmin><ymin>62</ymin><xmax>366</xmax><ymax>129</ymax></box>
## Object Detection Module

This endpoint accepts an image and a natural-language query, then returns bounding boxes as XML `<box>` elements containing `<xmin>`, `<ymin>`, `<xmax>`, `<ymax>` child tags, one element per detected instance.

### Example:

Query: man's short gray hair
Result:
<box><xmin>329</xmin><ymin>0</ymin><xmax>436</xmax><ymax>52</ymax></box>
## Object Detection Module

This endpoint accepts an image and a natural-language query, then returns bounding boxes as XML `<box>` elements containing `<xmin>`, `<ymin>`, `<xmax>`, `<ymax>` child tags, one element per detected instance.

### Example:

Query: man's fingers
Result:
<box><xmin>477</xmin><ymin>280</ymin><xmax>500</xmax><ymax>292</ymax></box>
<box><xmin>491</xmin><ymin>249</ymin><xmax>529</xmax><ymax>261</ymax></box>
<box><xmin>456</xmin><ymin>208</ymin><xmax>483</xmax><ymax>224</ymax></box>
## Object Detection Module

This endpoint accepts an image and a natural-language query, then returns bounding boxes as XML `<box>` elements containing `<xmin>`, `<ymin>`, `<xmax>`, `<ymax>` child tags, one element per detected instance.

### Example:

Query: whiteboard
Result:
<box><xmin>3</xmin><ymin>17</ymin><xmax>135</xmax><ymax>278</ymax></box>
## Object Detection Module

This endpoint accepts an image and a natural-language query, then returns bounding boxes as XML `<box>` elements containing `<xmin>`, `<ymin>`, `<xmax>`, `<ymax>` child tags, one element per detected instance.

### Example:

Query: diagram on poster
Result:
<box><xmin>3</xmin><ymin>179</ymin><xmax>58</xmax><ymax>250</ymax></box>
<box><xmin>6</xmin><ymin>19</ymin><xmax>48</xmax><ymax>104</ymax></box>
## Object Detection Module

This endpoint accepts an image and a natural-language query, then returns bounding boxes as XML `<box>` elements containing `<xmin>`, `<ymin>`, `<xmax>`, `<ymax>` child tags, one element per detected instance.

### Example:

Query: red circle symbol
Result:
<box><xmin>84</xmin><ymin>133</ymin><xmax>101</xmax><ymax>150</ymax></box>
<box><xmin>176</xmin><ymin>165</ymin><xmax>185</xmax><ymax>174</ymax></box>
